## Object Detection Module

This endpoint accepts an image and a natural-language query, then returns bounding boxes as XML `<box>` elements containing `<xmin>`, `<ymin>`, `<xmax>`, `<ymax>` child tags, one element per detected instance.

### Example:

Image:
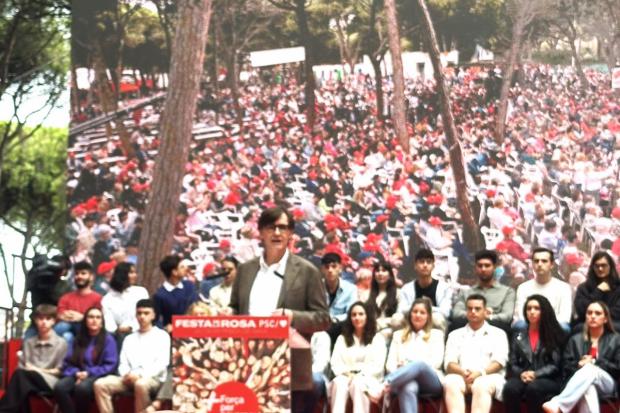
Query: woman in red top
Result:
<box><xmin>503</xmin><ymin>295</ymin><xmax>565</xmax><ymax>413</ymax></box>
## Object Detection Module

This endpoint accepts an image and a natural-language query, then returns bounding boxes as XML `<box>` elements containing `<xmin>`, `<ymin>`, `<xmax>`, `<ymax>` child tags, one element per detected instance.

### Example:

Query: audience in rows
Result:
<box><xmin>5</xmin><ymin>241</ymin><xmax>620</xmax><ymax>413</ymax></box>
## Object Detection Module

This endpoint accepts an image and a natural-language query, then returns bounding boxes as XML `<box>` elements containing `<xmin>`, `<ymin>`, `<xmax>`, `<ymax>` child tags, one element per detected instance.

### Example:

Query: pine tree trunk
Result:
<box><xmin>295</xmin><ymin>0</ymin><xmax>316</xmax><ymax>128</ymax></box>
<box><xmin>384</xmin><ymin>0</ymin><xmax>409</xmax><ymax>152</ymax></box>
<box><xmin>370</xmin><ymin>56</ymin><xmax>385</xmax><ymax>120</ymax></box>
<box><xmin>415</xmin><ymin>0</ymin><xmax>481</xmax><ymax>271</ymax></box>
<box><xmin>137</xmin><ymin>0</ymin><xmax>213</xmax><ymax>294</ymax></box>
<box><xmin>495</xmin><ymin>19</ymin><xmax>524</xmax><ymax>144</ymax></box>
<box><xmin>93</xmin><ymin>48</ymin><xmax>134</xmax><ymax>158</ymax></box>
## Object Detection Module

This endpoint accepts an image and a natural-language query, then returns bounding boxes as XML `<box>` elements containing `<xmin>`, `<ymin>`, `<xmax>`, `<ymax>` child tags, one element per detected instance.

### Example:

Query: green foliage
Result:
<box><xmin>123</xmin><ymin>6</ymin><xmax>169</xmax><ymax>74</ymax></box>
<box><xmin>0</xmin><ymin>124</ymin><xmax>67</xmax><ymax>252</ymax></box>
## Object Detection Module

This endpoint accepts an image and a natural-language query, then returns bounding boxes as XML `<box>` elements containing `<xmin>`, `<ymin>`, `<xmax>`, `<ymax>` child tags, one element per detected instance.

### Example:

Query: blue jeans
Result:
<box><xmin>53</xmin><ymin>321</ymin><xmax>79</xmax><ymax>344</ymax></box>
<box><xmin>385</xmin><ymin>361</ymin><xmax>442</xmax><ymax>413</ymax></box>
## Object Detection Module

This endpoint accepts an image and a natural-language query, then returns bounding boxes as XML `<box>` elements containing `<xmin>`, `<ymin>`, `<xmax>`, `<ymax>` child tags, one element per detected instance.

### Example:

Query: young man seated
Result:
<box><xmin>443</xmin><ymin>294</ymin><xmax>509</xmax><ymax>413</ymax></box>
<box><xmin>0</xmin><ymin>304</ymin><xmax>68</xmax><ymax>413</ymax></box>
<box><xmin>94</xmin><ymin>299</ymin><xmax>170</xmax><ymax>413</ymax></box>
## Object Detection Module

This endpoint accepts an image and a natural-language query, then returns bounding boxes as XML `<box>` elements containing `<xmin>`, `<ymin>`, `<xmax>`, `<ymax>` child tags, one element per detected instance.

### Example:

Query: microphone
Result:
<box><xmin>274</xmin><ymin>271</ymin><xmax>284</xmax><ymax>279</ymax></box>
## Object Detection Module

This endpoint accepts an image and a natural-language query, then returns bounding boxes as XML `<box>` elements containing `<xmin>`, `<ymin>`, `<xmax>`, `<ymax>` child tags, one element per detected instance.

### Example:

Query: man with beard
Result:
<box><xmin>54</xmin><ymin>261</ymin><xmax>102</xmax><ymax>343</ymax></box>
<box><xmin>450</xmin><ymin>250</ymin><xmax>515</xmax><ymax>333</ymax></box>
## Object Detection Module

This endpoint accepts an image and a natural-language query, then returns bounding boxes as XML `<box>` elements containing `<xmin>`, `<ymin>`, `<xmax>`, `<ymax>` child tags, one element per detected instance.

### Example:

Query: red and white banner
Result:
<box><xmin>171</xmin><ymin>316</ymin><xmax>291</xmax><ymax>413</ymax></box>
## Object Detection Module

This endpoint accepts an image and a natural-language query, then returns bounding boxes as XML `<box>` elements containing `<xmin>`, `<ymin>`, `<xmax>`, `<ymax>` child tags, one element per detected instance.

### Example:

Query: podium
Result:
<box><xmin>171</xmin><ymin>316</ymin><xmax>291</xmax><ymax>412</ymax></box>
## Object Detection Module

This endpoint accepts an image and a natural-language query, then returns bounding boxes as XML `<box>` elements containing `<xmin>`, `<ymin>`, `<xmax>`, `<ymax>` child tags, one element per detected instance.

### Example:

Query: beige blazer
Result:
<box><xmin>230</xmin><ymin>253</ymin><xmax>330</xmax><ymax>391</ymax></box>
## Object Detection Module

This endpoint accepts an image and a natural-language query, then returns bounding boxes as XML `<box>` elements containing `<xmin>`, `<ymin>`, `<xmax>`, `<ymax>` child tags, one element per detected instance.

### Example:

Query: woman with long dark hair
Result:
<box><xmin>382</xmin><ymin>297</ymin><xmax>444</xmax><ymax>412</ymax></box>
<box><xmin>101</xmin><ymin>262</ymin><xmax>148</xmax><ymax>338</ymax></box>
<box><xmin>543</xmin><ymin>301</ymin><xmax>620</xmax><ymax>413</ymax></box>
<box><xmin>573</xmin><ymin>251</ymin><xmax>620</xmax><ymax>331</ymax></box>
<box><xmin>330</xmin><ymin>301</ymin><xmax>387</xmax><ymax>413</ymax></box>
<box><xmin>53</xmin><ymin>307</ymin><xmax>118</xmax><ymax>413</ymax></box>
<box><xmin>367</xmin><ymin>262</ymin><xmax>399</xmax><ymax>336</ymax></box>
<box><xmin>502</xmin><ymin>295</ymin><xmax>566</xmax><ymax>413</ymax></box>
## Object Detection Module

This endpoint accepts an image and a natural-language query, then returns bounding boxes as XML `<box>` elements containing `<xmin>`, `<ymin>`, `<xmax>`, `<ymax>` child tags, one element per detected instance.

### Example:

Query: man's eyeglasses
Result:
<box><xmin>263</xmin><ymin>224</ymin><xmax>291</xmax><ymax>232</ymax></box>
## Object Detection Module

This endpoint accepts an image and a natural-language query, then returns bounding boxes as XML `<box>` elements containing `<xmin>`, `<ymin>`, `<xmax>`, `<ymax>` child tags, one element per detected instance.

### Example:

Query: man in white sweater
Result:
<box><xmin>94</xmin><ymin>299</ymin><xmax>170</xmax><ymax>413</ymax></box>
<box><xmin>513</xmin><ymin>247</ymin><xmax>572</xmax><ymax>331</ymax></box>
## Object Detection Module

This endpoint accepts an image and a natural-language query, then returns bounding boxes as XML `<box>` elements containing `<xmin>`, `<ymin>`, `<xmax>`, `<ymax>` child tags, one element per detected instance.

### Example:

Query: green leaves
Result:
<box><xmin>0</xmin><ymin>123</ymin><xmax>67</xmax><ymax>251</ymax></box>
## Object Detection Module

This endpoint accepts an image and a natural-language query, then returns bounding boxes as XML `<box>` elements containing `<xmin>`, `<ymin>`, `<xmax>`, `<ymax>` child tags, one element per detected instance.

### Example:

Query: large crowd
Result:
<box><xmin>4</xmin><ymin>62</ymin><xmax>618</xmax><ymax>412</ymax></box>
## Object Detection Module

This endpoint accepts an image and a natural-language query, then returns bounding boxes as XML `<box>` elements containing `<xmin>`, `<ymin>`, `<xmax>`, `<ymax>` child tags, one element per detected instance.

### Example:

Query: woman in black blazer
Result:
<box><xmin>543</xmin><ymin>301</ymin><xmax>620</xmax><ymax>413</ymax></box>
<box><xmin>502</xmin><ymin>295</ymin><xmax>566</xmax><ymax>413</ymax></box>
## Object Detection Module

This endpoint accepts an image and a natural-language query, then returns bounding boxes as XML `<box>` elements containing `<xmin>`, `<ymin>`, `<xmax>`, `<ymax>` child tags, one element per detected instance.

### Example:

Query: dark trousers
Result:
<box><xmin>502</xmin><ymin>377</ymin><xmax>561</xmax><ymax>413</ymax></box>
<box><xmin>0</xmin><ymin>369</ymin><xmax>51</xmax><ymax>413</ymax></box>
<box><xmin>53</xmin><ymin>376</ymin><xmax>98</xmax><ymax>413</ymax></box>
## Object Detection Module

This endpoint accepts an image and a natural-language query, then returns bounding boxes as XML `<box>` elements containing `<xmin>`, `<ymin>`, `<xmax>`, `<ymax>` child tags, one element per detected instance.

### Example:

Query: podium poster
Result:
<box><xmin>171</xmin><ymin>316</ymin><xmax>291</xmax><ymax>413</ymax></box>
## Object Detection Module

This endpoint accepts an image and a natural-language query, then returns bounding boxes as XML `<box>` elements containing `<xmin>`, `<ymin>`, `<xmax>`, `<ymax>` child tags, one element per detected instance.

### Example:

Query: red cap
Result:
<box><xmin>97</xmin><ymin>261</ymin><xmax>116</xmax><ymax>275</ymax></box>
<box><xmin>429</xmin><ymin>216</ymin><xmax>442</xmax><ymax>227</ymax></box>
<box><xmin>202</xmin><ymin>262</ymin><xmax>216</xmax><ymax>277</ymax></box>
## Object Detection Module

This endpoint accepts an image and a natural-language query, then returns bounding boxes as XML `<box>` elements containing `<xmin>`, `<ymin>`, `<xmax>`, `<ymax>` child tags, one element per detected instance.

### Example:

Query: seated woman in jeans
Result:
<box><xmin>381</xmin><ymin>297</ymin><xmax>444</xmax><ymax>412</ymax></box>
<box><xmin>502</xmin><ymin>295</ymin><xmax>566</xmax><ymax>413</ymax></box>
<box><xmin>543</xmin><ymin>301</ymin><xmax>620</xmax><ymax>413</ymax></box>
<box><xmin>54</xmin><ymin>306</ymin><xmax>118</xmax><ymax>413</ymax></box>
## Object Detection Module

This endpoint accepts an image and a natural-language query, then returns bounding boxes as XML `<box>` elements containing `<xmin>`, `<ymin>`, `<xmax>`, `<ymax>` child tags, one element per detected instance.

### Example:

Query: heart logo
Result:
<box><xmin>279</xmin><ymin>319</ymin><xmax>288</xmax><ymax>328</ymax></box>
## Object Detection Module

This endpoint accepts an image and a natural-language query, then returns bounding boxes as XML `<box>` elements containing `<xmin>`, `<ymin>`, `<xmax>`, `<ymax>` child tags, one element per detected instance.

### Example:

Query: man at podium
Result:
<box><xmin>229</xmin><ymin>206</ymin><xmax>330</xmax><ymax>411</ymax></box>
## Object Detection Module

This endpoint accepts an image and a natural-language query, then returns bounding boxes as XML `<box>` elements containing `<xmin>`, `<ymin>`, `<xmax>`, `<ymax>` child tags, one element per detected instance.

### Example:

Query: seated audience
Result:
<box><xmin>53</xmin><ymin>307</ymin><xmax>118</xmax><ymax>413</ymax></box>
<box><xmin>573</xmin><ymin>251</ymin><xmax>620</xmax><ymax>332</ymax></box>
<box><xmin>101</xmin><ymin>262</ymin><xmax>149</xmax><ymax>340</ymax></box>
<box><xmin>367</xmin><ymin>261</ymin><xmax>399</xmax><ymax>337</ymax></box>
<box><xmin>321</xmin><ymin>252</ymin><xmax>357</xmax><ymax>343</ymax></box>
<box><xmin>451</xmin><ymin>250</ymin><xmax>515</xmax><ymax>332</ymax></box>
<box><xmin>54</xmin><ymin>261</ymin><xmax>103</xmax><ymax>343</ymax></box>
<box><xmin>502</xmin><ymin>295</ymin><xmax>566</xmax><ymax>413</ymax></box>
<box><xmin>444</xmin><ymin>294</ymin><xmax>509</xmax><ymax>413</ymax></box>
<box><xmin>397</xmin><ymin>249</ymin><xmax>452</xmax><ymax>330</ymax></box>
<box><xmin>514</xmin><ymin>248</ymin><xmax>572</xmax><ymax>331</ymax></box>
<box><xmin>153</xmin><ymin>255</ymin><xmax>199</xmax><ymax>332</ymax></box>
<box><xmin>330</xmin><ymin>301</ymin><xmax>386</xmax><ymax>413</ymax></box>
<box><xmin>94</xmin><ymin>299</ymin><xmax>170</xmax><ymax>413</ymax></box>
<box><xmin>543</xmin><ymin>301</ymin><xmax>620</xmax><ymax>413</ymax></box>
<box><xmin>383</xmin><ymin>297</ymin><xmax>444</xmax><ymax>412</ymax></box>
<box><xmin>208</xmin><ymin>256</ymin><xmax>239</xmax><ymax>312</ymax></box>
<box><xmin>0</xmin><ymin>305</ymin><xmax>67</xmax><ymax>413</ymax></box>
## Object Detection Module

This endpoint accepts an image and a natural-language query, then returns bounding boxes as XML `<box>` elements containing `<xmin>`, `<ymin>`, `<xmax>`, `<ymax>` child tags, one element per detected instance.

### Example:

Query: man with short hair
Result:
<box><xmin>0</xmin><ymin>304</ymin><xmax>67</xmax><ymax>413</ymax></box>
<box><xmin>451</xmin><ymin>250</ymin><xmax>515</xmax><ymax>332</ymax></box>
<box><xmin>396</xmin><ymin>249</ymin><xmax>453</xmax><ymax>329</ymax></box>
<box><xmin>94</xmin><ymin>299</ymin><xmax>170</xmax><ymax>413</ymax></box>
<box><xmin>54</xmin><ymin>261</ymin><xmax>102</xmax><ymax>342</ymax></box>
<box><xmin>321</xmin><ymin>252</ymin><xmax>357</xmax><ymax>342</ymax></box>
<box><xmin>229</xmin><ymin>206</ymin><xmax>330</xmax><ymax>411</ymax></box>
<box><xmin>443</xmin><ymin>294</ymin><xmax>509</xmax><ymax>413</ymax></box>
<box><xmin>153</xmin><ymin>255</ymin><xmax>198</xmax><ymax>332</ymax></box>
<box><xmin>514</xmin><ymin>247</ymin><xmax>572</xmax><ymax>330</ymax></box>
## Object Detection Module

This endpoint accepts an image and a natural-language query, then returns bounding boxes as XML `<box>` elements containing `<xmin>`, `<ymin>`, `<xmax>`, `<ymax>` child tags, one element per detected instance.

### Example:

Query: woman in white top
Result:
<box><xmin>383</xmin><ymin>297</ymin><xmax>444</xmax><ymax>413</ymax></box>
<box><xmin>101</xmin><ymin>262</ymin><xmax>149</xmax><ymax>339</ymax></box>
<box><xmin>367</xmin><ymin>261</ymin><xmax>399</xmax><ymax>337</ymax></box>
<box><xmin>330</xmin><ymin>301</ymin><xmax>387</xmax><ymax>413</ymax></box>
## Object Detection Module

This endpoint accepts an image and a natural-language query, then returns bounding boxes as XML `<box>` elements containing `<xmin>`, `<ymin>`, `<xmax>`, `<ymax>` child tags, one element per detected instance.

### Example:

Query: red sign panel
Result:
<box><xmin>171</xmin><ymin>316</ymin><xmax>291</xmax><ymax>412</ymax></box>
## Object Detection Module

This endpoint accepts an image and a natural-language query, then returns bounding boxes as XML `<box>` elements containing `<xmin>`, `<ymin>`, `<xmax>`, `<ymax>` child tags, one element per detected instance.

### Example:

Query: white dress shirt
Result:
<box><xmin>444</xmin><ymin>322</ymin><xmax>508</xmax><ymax>375</ymax></box>
<box><xmin>248</xmin><ymin>250</ymin><xmax>287</xmax><ymax>316</ymax></box>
